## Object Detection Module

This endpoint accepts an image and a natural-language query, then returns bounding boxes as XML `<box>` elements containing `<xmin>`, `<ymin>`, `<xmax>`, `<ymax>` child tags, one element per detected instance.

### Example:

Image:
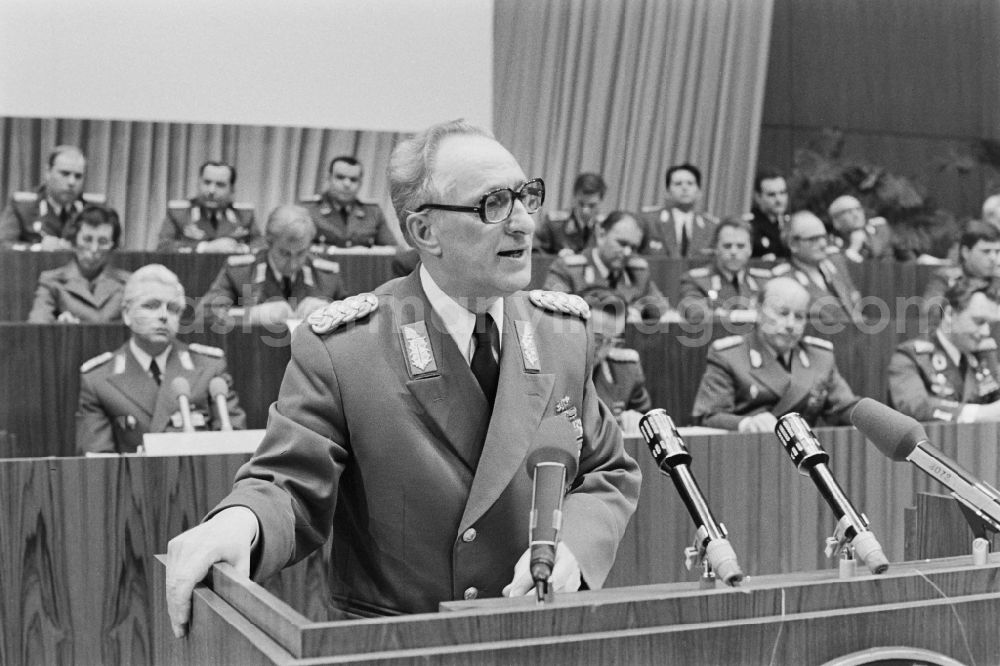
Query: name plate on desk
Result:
<box><xmin>140</xmin><ymin>429</ymin><xmax>265</xmax><ymax>456</ymax></box>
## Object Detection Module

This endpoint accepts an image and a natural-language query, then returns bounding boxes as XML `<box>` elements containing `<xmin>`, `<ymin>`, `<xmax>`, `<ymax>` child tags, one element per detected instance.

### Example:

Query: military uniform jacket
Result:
<box><xmin>543</xmin><ymin>250</ymin><xmax>670</xmax><ymax>319</ymax></box>
<box><xmin>28</xmin><ymin>260</ymin><xmax>131</xmax><ymax>323</ymax></box>
<box><xmin>209</xmin><ymin>273</ymin><xmax>641</xmax><ymax>616</ymax></box>
<box><xmin>888</xmin><ymin>334</ymin><xmax>1000</xmax><ymax>423</ymax></box>
<box><xmin>533</xmin><ymin>209</ymin><xmax>598</xmax><ymax>255</ymax></box>
<box><xmin>196</xmin><ymin>251</ymin><xmax>347</xmax><ymax>323</ymax></box>
<box><xmin>156</xmin><ymin>199</ymin><xmax>260</xmax><ymax>252</ymax></box>
<box><xmin>771</xmin><ymin>254</ymin><xmax>863</xmax><ymax>325</ymax></box>
<box><xmin>301</xmin><ymin>195</ymin><xmax>395</xmax><ymax>248</ymax></box>
<box><xmin>832</xmin><ymin>217</ymin><xmax>893</xmax><ymax>261</ymax></box>
<box><xmin>677</xmin><ymin>264</ymin><xmax>771</xmax><ymax>322</ymax></box>
<box><xmin>691</xmin><ymin>332</ymin><xmax>859</xmax><ymax>429</ymax></box>
<box><xmin>638</xmin><ymin>207</ymin><xmax>718</xmax><ymax>258</ymax></box>
<box><xmin>593</xmin><ymin>347</ymin><xmax>652</xmax><ymax>417</ymax></box>
<box><xmin>0</xmin><ymin>186</ymin><xmax>107</xmax><ymax>247</ymax></box>
<box><xmin>75</xmin><ymin>342</ymin><xmax>247</xmax><ymax>454</ymax></box>
<box><xmin>749</xmin><ymin>209</ymin><xmax>790</xmax><ymax>259</ymax></box>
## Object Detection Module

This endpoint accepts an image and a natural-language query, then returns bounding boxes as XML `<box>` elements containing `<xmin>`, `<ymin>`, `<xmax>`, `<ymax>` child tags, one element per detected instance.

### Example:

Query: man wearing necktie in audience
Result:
<box><xmin>156</xmin><ymin>160</ymin><xmax>260</xmax><ymax>253</ymax></box>
<box><xmin>638</xmin><ymin>163</ymin><xmax>718</xmax><ymax>258</ymax></box>
<box><xmin>75</xmin><ymin>264</ymin><xmax>246</xmax><ymax>454</ymax></box>
<box><xmin>748</xmin><ymin>168</ymin><xmax>790</xmax><ymax>260</ymax></box>
<box><xmin>164</xmin><ymin>120</ymin><xmax>640</xmax><ymax>633</ymax></box>
<box><xmin>196</xmin><ymin>204</ymin><xmax>347</xmax><ymax>326</ymax></box>
<box><xmin>300</xmin><ymin>156</ymin><xmax>397</xmax><ymax>249</ymax></box>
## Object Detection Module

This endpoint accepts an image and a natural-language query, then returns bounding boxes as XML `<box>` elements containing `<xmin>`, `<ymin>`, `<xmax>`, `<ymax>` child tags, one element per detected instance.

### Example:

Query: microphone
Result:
<box><xmin>524</xmin><ymin>417</ymin><xmax>579</xmax><ymax>603</ymax></box>
<box><xmin>774</xmin><ymin>413</ymin><xmax>889</xmax><ymax>574</ymax></box>
<box><xmin>170</xmin><ymin>377</ymin><xmax>195</xmax><ymax>433</ymax></box>
<box><xmin>851</xmin><ymin>397</ymin><xmax>1000</xmax><ymax>533</ymax></box>
<box><xmin>208</xmin><ymin>376</ymin><xmax>233</xmax><ymax>431</ymax></box>
<box><xmin>639</xmin><ymin>409</ymin><xmax>744</xmax><ymax>586</ymax></box>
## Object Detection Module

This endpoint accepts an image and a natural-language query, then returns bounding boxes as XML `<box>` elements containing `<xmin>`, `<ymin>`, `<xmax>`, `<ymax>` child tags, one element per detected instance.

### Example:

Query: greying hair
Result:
<box><xmin>123</xmin><ymin>264</ymin><xmax>185</xmax><ymax>309</ymax></box>
<box><xmin>388</xmin><ymin>119</ymin><xmax>495</xmax><ymax>245</ymax></box>
<box><xmin>265</xmin><ymin>204</ymin><xmax>316</xmax><ymax>241</ymax></box>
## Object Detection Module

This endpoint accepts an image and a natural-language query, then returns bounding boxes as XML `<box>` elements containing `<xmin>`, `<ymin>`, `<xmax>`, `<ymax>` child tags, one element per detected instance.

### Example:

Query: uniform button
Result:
<box><xmin>463</xmin><ymin>587</ymin><xmax>478</xmax><ymax>600</ymax></box>
<box><xmin>462</xmin><ymin>528</ymin><xmax>477</xmax><ymax>543</ymax></box>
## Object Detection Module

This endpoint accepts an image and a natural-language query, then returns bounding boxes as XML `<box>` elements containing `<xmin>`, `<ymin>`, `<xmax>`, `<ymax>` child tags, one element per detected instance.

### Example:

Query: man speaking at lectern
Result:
<box><xmin>165</xmin><ymin>120</ymin><xmax>641</xmax><ymax>632</ymax></box>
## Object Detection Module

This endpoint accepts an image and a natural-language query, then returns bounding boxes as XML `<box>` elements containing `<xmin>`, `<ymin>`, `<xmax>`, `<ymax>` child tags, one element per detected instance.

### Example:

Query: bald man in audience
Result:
<box><xmin>827</xmin><ymin>195</ymin><xmax>892</xmax><ymax>262</ymax></box>
<box><xmin>691</xmin><ymin>277</ymin><xmax>860</xmax><ymax>431</ymax></box>
<box><xmin>771</xmin><ymin>210</ymin><xmax>863</xmax><ymax>325</ymax></box>
<box><xmin>197</xmin><ymin>205</ymin><xmax>347</xmax><ymax>326</ymax></box>
<box><xmin>76</xmin><ymin>265</ymin><xmax>246</xmax><ymax>454</ymax></box>
<box><xmin>0</xmin><ymin>145</ymin><xmax>110</xmax><ymax>250</ymax></box>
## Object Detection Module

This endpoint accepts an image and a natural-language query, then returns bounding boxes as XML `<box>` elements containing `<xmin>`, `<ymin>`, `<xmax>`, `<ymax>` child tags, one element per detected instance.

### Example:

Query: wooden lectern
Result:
<box><xmin>153</xmin><ymin>554</ymin><xmax>1000</xmax><ymax>665</ymax></box>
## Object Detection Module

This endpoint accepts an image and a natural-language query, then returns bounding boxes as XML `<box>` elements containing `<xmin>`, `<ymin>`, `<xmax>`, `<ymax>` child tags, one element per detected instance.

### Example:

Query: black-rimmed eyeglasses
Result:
<box><xmin>410</xmin><ymin>178</ymin><xmax>545</xmax><ymax>224</ymax></box>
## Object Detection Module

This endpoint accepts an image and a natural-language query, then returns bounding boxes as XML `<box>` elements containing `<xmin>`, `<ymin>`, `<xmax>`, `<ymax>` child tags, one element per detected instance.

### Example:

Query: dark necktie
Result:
<box><xmin>59</xmin><ymin>206</ymin><xmax>70</xmax><ymax>228</ymax></box>
<box><xmin>731</xmin><ymin>274</ymin><xmax>740</xmax><ymax>294</ymax></box>
<box><xmin>680</xmin><ymin>220</ymin><xmax>690</xmax><ymax>257</ymax></box>
<box><xmin>149</xmin><ymin>359</ymin><xmax>162</xmax><ymax>385</ymax></box>
<box><xmin>780</xmin><ymin>353</ymin><xmax>792</xmax><ymax>373</ymax></box>
<box><xmin>282</xmin><ymin>276</ymin><xmax>293</xmax><ymax>300</ymax></box>
<box><xmin>208</xmin><ymin>210</ymin><xmax>219</xmax><ymax>230</ymax></box>
<box><xmin>470</xmin><ymin>313</ymin><xmax>500</xmax><ymax>407</ymax></box>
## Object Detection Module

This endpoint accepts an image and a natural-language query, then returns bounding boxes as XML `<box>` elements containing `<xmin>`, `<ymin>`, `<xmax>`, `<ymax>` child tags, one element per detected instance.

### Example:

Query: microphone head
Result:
<box><xmin>850</xmin><ymin>398</ymin><xmax>926</xmax><ymax>462</ymax></box>
<box><xmin>208</xmin><ymin>376</ymin><xmax>229</xmax><ymax>399</ymax></box>
<box><xmin>170</xmin><ymin>376</ymin><xmax>192</xmax><ymax>400</ymax></box>
<box><xmin>525</xmin><ymin>417</ymin><xmax>580</xmax><ymax>479</ymax></box>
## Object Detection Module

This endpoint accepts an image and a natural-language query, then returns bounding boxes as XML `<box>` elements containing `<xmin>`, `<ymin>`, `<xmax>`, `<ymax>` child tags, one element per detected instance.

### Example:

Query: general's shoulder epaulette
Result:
<box><xmin>803</xmin><ymin>335</ymin><xmax>834</xmax><ymax>351</ymax></box>
<box><xmin>711</xmin><ymin>335</ymin><xmax>744</xmax><ymax>351</ymax></box>
<box><xmin>771</xmin><ymin>263</ymin><xmax>792</xmax><ymax>276</ymax></box>
<box><xmin>80</xmin><ymin>351</ymin><xmax>113</xmax><ymax>373</ymax></box>
<box><xmin>311</xmin><ymin>257</ymin><xmax>340</xmax><ymax>273</ymax></box>
<box><xmin>13</xmin><ymin>191</ymin><xmax>38</xmax><ymax>203</ymax></box>
<box><xmin>748</xmin><ymin>267</ymin><xmax>773</xmax><ymax>279</ymax></box>
<box><xmin>528</xmin><ymin>290</ymin><xmax>590</xmax><ymax>319</ymax></box>
<box><xmin>546</xmin><ymin>209</ymin><xmax>570</xmax><ymax>222</ymax></box>
<box><xmin>299</xmin><ymin>194</ymin><xmax>322</xmax><ymax>204</ymax></box>
<box><xmin>625</xmin><ymin>256</ymin><xmax>649</xmax><ymax>270</ymax></box>
<box><xmin>561</xmin><ymin>254</ymin><xmax>588</xmax><ymax>267</ymax></box>
<box><xmin>687</xmin><ymin>266</ymin><xmax>711</xmax><ymax>279</ymax></box>
<box><xmin>226</xmin><ymin>254</ymin><xmax>256</xmax><ymax>267</ymax></box>
<box><xmin>188</xmin><ymin>343</ymin><xmax>224</xmax><ymax>358</ymax></box>
<box><xmin>825</xmin><ymin>245</ymin><xmax>841</xmax><ymax>255</ymax></box>
<box><xmin>640</xmin><ymin>204</ymin><xmax>661</xmax><ymax>213</ymax></box>
<box><xmin>910</xmin><ymin>339</ymin><xmax>935</xmax><ymax>354</ymax></box>
<box><xmin>606</xmin><ymin>347</ymin><xmax>640</xmax><ymax>363</ymax></box>
<box><xmin>979</xmin><ymin>338</ymin><xmax>998</xmax><ymax>352</ymax></box>
<box><xmin>81</xmin><ymin>192</ymin><xmax>106</xmax><ymax>204</ymax></box>
<box><xmin>308</xmin><ymin>293</ymin><xmax>379</xmax><ymax>334</ymax></box>
<box><xmin>232</xmin><ymin>202</ymin><xmax>254</xmax><ymax>211</ymax></box>
<box><xmin>168</xmin><ymin>199</ymin><xmax>192</xmax><ymax>209</ymax></box>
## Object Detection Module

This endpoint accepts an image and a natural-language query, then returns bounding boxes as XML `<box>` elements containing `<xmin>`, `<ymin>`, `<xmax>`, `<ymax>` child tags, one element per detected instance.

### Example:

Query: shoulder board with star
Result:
<box><xmin>625</xmin><ymin>256</ymin><xmax>650</xmax><ymax>270</ymax></box>
<box><xmin>561</xmin><ymin>254</ymin><xmax>588</xmax><ymax>267</ymax></box>
<box><xmin>687</xmin><ymin>266</ymin><xmax>711</xmax><ymax>279</ymax></box>
<box><xmin>546</xmin><ymin>209</ymin><xmax>570</xmax><ymax>222</ymax></box>
<box><xmin>528</xmin><ymin>290</ymin><xmax>590</xmax><ymax>319</ymax></box>
<box><xmin>232</xmin><ymin>202</ymin><xmax>254</xmax><ymax>211</ymax></box>
<box><xmin>81</xmin><ymin>192</ymin><xmax>106</xmax><ymax>204</ymax></box>
<box><xmin>802</xmin><ymin>336</ymin><xmax>833</xmax><ymax>351</ymax></box>
<box><xmin>640</xmin><ymin>204</ymin><xmax>661</xmax><ymax>213</ymax></box>
<box><xmin>188</xmin><ymin>343</ymin><xmax>224</xmax><ymax>358</ymax></box>
<box><xmin>299</xmin><ymin>194</ymin><xmax>322</xmax><ymax>204</ymax></box>
<box><xmin>770</xmin><ymin>263</ymin><xmax>792</xmax><ymax>276</ymax></box>
<box><xmin>308</xmin><ymin>293</ymin><xmax>379</xmax><ymax>334</ymax></box>
<box><xmin>311</xmin><ymin>257</ymin><xmax>340</xmax><ymax>273</ymax></box>
<box><xmin>978</xmin><ymin>338</ymin><xmax>998</xmax><ymax>352</ymax></box>
<box><xmin>226</xmin><ymin>254</ymin><xmax>256</xmax><ymax>266</ymax></box>
<box><xmin>13</xmin><ymin>191</ymin><xmax>38</xmax><ymax>203</ymax></box>
<box><xmin>80</xmin><ymin>351</ymin><xmax>113</xmax><ymax>373</ymax></box>
<box><xmin>748</xmin><ymin>267</ymin><xmax>773</xmax><ymax>279</ymax></box>
<box><xmin>168</xmin><ymin>199</ymin><xmax>192</xmax><ymax>209</ymax></box>
<box><xmin>908</xmin><ymin>339</ymin><xmax>935</xmax><ymax>354</ymax></box>
<box><xmin>711</xmin><ymin>335</ymin><xmax>744</xmax><ymax>352</ymax></box>
<box><xmin>606</xmin><ymin>347</ymin><xmax>640</xmax><ymax>363</ymax></box>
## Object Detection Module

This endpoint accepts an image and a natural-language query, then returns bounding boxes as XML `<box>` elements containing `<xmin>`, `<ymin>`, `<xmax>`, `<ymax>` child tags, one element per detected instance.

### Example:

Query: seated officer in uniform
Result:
<box><xmin>922</xmin><ymin>221</ymin><xmax>1000</xmax><ymax>326</ymax></box>
<box><xmin>533</xmin><ymin>172</ymin><xmax>606</xmax><ymax>255</ymax></box>
<box><xmin>543</xmin><ymin>210</ymin><xmax>671</xmax><ymax>323</ymax></box>
<box><xmin>582</xmin><ymin>289</ymin><xmax>652</xmax><ymax>431</ymax></box>
<box><xmin>827</xmin><ymin>195</ymin><xmax>893</xmax><ymax>262</ymax></box>
<box><xmin>300</xmin><ymin>155</ymin><xmax>396</xmax><ymax>249</ymax></box>
<box><xmin>749</xmin><ymin>168</ymin><xmax>790</xmax><ymax>260</ymax></box>
<box><xmin>76</xmin><ymin>265</ymin><xmax>246</xmax><ymax>454</ymax></box>
<box><xmin>638</xmin><ymin>163</ymin><xmax>718</xmax><ymax>258</ymax></box>
<box><xmin>0</xmin><ymin>145</ymin><xmax>111</xmax><ymax>250</ymax></box>
<box><xmin>771</xmin><ymin>210</ymin><xmax>863</xmax><ymax>325</ymax></box>
<box><xmin>196</xmin><ymin>205</ymin><xmax>347</xmax><ymax>326</ymax></box>
<box><xmin>678</xmin><ymin>217</ymin><xmax>771</xmax><ymax>323</ymax></box>
<box><xmin>28</xmin><ymin>204</ymin><xmax>131</xmax><ymax>323</ymax></box>
<box><xmin>156</xmin><ymin>160</ymin><xmax>259</xmax><ymax>253</ymax></box>
<box><xmin>889</xmin><ymin>280</ymin><xmax>1000</xmax><ymax>423</ymax></box>
<box><xmin>691</xmin><ymin>276</ymin><xmax>860</xmax><ymax>432</ymax></box>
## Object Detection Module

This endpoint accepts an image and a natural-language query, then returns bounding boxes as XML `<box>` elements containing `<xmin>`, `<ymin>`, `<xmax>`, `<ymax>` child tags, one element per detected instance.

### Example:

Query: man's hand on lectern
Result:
<box><xmin>165</xmin><ymin>506</ymin><xmax>258</xmax><ymax>638</ymax></box>
<box><xmin>502</xmin><ymin>541</ymin><xmax>581</xmax><ymax>597</ymax></box>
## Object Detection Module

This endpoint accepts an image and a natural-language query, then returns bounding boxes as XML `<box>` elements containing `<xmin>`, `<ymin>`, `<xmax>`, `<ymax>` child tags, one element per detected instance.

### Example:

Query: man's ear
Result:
<box><xmin>404</xmin><ymin>212</ymin><xmax>441</xmax><ymax>257</ymax></box>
